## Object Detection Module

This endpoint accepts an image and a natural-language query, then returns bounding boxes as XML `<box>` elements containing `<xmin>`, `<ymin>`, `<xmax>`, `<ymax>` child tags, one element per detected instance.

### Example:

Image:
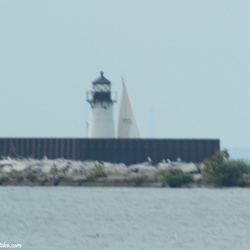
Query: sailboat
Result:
<box><xmin>117</xmin><ymin>78</ymin><xmax>140</xmax><ymax>138</ymax></box>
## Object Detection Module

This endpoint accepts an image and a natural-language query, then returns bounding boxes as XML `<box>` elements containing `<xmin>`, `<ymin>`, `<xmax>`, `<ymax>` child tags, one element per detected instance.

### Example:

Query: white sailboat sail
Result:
<box><xmin>117</xmin><ymin>78</ymin><xmax>140</xmax><ymax>138</ymax></box>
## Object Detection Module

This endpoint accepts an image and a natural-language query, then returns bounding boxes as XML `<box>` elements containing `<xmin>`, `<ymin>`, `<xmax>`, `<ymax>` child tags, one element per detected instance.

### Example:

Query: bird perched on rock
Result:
<box><xmin>147</xmin><ymin>156</ymin><xmax>153</xmax><ymax>165</ymax></box>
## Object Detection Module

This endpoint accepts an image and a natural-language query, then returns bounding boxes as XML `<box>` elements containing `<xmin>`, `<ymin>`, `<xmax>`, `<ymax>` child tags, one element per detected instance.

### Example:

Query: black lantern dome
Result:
<box><xmin>92</xmin><ymin>71</ymin><xmax>112</xmax><ymax>102</ymax></box>
<box><xmin>87</xmin><ymin>72</ymin><xmax>116</xmax><ymax>105</ymax></box>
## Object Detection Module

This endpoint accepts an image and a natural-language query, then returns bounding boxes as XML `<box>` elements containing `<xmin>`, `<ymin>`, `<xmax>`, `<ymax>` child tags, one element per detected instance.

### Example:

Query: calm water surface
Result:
<box><xmin>0</xmin><ymin>187</ymin><xmax>250</xmax><ymax>250</ymax></box>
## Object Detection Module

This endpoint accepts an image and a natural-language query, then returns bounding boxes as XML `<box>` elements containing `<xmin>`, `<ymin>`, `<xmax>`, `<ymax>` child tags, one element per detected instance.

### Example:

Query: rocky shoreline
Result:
<box><xmin>0</xmin><ymin>158</ymin><xmax>203</xmax><ymax>187</ymax></box>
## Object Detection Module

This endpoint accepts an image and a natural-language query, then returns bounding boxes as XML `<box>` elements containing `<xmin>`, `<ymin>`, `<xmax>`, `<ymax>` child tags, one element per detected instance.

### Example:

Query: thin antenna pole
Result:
<box><xmin>150</xmin><ymin>106</ymin><xmax>155</xmax><ymax>138</ymax></box>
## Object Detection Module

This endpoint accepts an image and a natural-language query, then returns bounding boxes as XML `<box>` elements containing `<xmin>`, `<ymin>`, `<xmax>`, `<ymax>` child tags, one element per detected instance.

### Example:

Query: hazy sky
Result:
<box><xmin>1</xmin><ymin>1</ymin><xmax>250</xmax><ymax>157</ymax></box>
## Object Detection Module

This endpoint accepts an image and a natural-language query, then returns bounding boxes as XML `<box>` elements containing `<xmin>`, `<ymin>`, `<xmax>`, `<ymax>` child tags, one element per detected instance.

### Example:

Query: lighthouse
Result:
<box><xmin>87</xmin><ymin>72</ymin><xmax>116</xmax><ymax>138</ymax></box>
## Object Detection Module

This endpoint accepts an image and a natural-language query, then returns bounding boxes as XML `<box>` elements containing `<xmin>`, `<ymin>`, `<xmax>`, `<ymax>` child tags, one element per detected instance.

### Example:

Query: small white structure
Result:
<box><xmin>87</xmin><ymin>72</ymin><xmax>116</xmax><ymax>138</ymax></box>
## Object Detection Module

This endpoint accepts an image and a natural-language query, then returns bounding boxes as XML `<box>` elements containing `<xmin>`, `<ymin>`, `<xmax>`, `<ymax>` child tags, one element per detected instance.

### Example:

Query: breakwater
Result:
<box><xmin>0</xmin><ymin>158</ymin><xmax>201</xmax><ymax>187</ymax></box>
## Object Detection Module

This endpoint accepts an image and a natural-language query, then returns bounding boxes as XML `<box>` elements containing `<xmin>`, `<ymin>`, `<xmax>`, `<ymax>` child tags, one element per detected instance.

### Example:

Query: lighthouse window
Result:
<box><xmin>94</xmin><ymin>84</ymin><xmax>110</xmax><ymax>92</ymax></box>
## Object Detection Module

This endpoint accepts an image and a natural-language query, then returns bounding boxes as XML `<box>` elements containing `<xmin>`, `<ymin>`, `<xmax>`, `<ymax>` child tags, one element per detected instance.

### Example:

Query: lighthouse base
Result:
<box><xmin>87</xmin><ymin>103</ymin><xmax>115</xmax><ymax>138</ymax></box>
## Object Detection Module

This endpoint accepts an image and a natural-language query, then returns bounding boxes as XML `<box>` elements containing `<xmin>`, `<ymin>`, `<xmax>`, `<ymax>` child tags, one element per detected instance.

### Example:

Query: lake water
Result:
<box><xmin>0</xmin><ymin>187</ymin><xmax>250</xmax><ymax>250</ymax></box>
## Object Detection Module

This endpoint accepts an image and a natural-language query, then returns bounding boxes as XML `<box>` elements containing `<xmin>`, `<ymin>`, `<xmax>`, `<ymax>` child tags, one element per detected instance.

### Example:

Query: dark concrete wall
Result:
<box><xmin>0</xmin><ymin>138</ymin><xmax>220</xmax><ymax>164</ymax></box>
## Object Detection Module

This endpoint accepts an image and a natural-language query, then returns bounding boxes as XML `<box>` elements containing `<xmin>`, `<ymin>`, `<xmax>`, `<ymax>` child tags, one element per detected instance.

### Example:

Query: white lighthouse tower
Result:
<box><xmin>87</xmin><ymin>72</ymin><xmax>116</xmax><ymax>138</ymax></box>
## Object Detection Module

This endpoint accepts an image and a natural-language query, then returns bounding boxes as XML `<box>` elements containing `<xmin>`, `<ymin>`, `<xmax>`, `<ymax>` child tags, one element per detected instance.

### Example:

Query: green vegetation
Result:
<box><xmin>134</xmin><ymin>175</ymin><xmax>148</xmax><ymax>187</ymax></box>
<box><xmin>85</xmin><ymin>162</ymin><xmax>107</xmax><ymax>181</ymax></box>
<box><xmin>26</xmin><ymin>172</ymin><xmax>37</xmax><ymax>183</ymax></box>
<box><xmin>155</xmin><ymin>168</ymin><xmax>193</xmax><ymax>187</ymax></box>
<box><xmin>202</xmin><ymin>149</ymin><xmax>250</xmax><ymax>187</ymax></box>
<box><xmin>0</xmin><ymin>171</ymin><xmax>9</xmax><ymax>185</ymax></box>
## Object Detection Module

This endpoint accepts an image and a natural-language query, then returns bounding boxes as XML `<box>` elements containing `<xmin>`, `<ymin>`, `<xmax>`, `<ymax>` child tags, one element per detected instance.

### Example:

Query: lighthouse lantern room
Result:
<box><xmin>87</xmin><ymin>72</ymin><xmax>116</xmax><ymax>138</ymax></box>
